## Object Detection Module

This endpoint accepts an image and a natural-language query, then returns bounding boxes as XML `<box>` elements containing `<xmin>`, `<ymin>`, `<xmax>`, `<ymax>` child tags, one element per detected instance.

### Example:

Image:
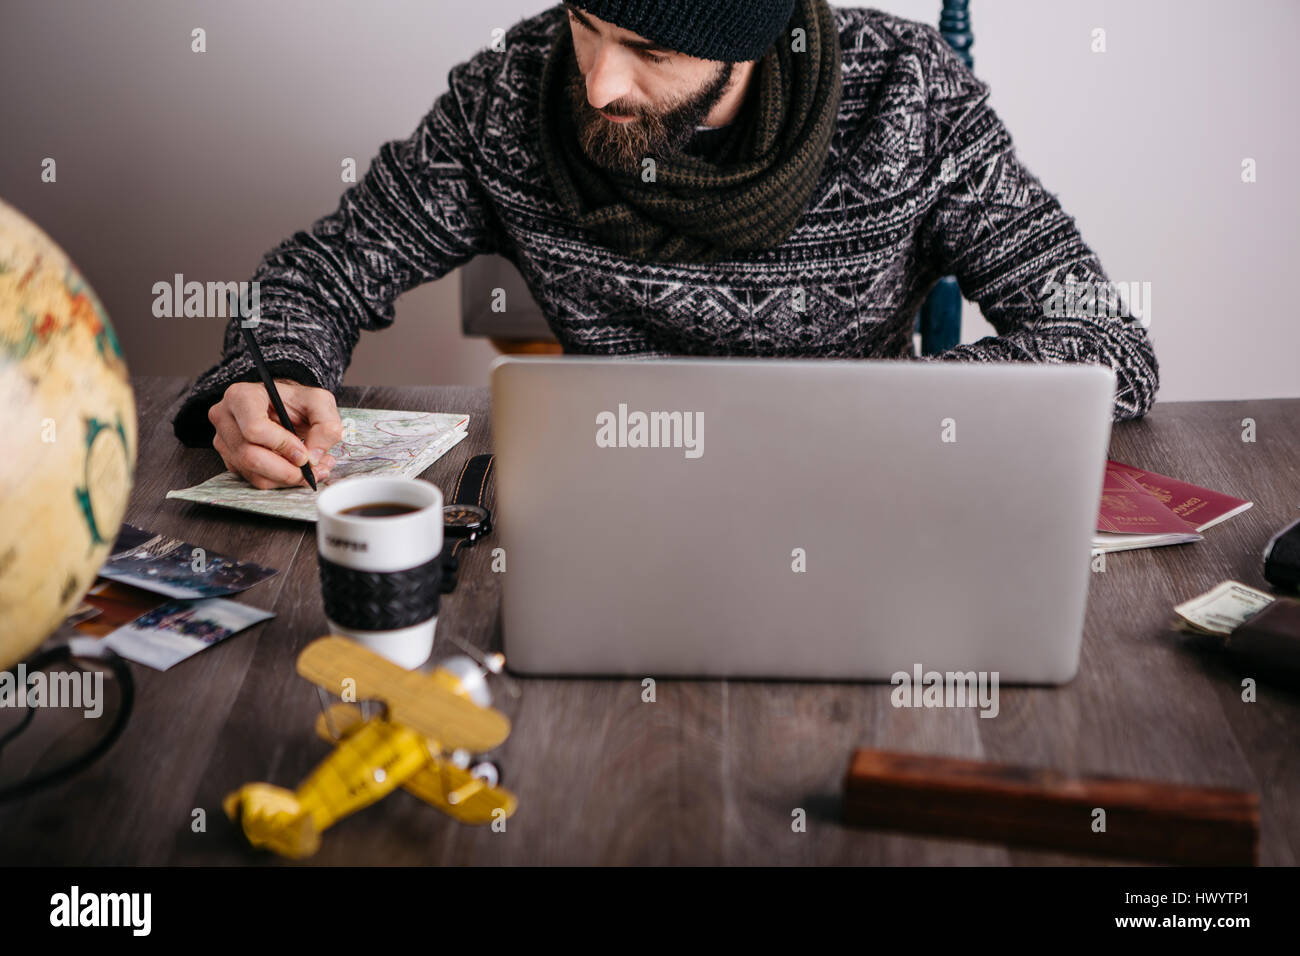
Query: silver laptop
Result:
<box><xmin>490</xmin><ymin>356</ymin><xmax>1115</xmax><ymax>684</ymax></box>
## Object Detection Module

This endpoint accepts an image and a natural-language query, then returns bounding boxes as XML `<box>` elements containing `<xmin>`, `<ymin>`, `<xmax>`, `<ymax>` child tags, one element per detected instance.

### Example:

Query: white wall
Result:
<box><xmin>1</xmin><ymin>0</ymin><xmax>1296</xmax><ymax>403</ymax></box>
<box><xmin>895</xmin><ymin>0</ymin><xmax>1300</xmax><ymax>405</ymax></box>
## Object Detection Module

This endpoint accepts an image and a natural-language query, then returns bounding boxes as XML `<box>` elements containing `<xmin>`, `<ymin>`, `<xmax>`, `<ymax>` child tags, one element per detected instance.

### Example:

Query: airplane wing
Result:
<box><xmin>298</xmin><ymin>636</ymin><xmax>510</xmax><ymax>753</ymax></box>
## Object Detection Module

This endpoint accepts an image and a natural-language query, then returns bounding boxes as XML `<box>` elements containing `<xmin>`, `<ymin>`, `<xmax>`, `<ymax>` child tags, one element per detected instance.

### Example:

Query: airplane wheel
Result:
<box><xmin>469</xmin><ymin>761</ymin><xmax>501</xmax><ymax>788</ymax></box>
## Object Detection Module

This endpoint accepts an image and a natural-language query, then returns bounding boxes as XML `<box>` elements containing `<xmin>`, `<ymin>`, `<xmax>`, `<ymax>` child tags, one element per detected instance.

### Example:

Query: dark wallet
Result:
<box><xmin>1227</xmin><ymin>597</ymin><xmax>1300</xmax><ymax>686</ymax></box>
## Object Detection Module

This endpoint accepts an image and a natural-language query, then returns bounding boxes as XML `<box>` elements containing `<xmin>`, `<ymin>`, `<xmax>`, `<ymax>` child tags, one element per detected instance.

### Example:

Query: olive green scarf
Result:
<box><xmin>537</xmin><ymin>0</ymin><xmax>842</xmax><ymax>264</ymax></box>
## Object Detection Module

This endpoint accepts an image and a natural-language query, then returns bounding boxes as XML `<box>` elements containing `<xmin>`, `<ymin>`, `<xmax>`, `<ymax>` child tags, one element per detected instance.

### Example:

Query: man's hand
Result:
<box><xmin>208</xmin><ymin>378</ymin><xmax>343</xmax><ymax>489</ymax></box>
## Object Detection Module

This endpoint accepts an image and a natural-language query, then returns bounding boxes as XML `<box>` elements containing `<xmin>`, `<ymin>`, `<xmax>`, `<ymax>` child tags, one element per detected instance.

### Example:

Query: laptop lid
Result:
<box><xmin>490</xmin><ymin>357</ymin><xmax>1115</xmax><ymax>683</ymax></box>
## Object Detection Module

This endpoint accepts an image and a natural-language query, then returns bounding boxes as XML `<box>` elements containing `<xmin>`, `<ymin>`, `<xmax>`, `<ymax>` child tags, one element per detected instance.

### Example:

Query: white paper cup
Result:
<box><xmin>316</xmin><ymin>476</ymin><xmax>443</xmax><ymax>669</ymax></box>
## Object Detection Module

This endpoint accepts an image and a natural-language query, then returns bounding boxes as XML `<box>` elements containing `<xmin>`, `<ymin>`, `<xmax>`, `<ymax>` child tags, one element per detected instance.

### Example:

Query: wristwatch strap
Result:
<box><xmin>441</xmin><ymin>454</ymin><xmax>495</xmax><ymax>592</ymax></box>
<box><xmin>439</xmin><ymin>537</ymin><xmax>469</xmax><ymax>593</ymax></box>
<box><xmin>451</xmin><ymin>453</ymin><xmax>495</xmax><ymax>508</ymax></box>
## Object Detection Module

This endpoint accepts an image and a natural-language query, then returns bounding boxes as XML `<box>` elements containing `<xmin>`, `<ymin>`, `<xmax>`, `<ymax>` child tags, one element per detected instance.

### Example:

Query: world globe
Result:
<box><xmin>0</xmin><ymin>198</ymin><xmax>136</xmax><ymax>671</ymax></box>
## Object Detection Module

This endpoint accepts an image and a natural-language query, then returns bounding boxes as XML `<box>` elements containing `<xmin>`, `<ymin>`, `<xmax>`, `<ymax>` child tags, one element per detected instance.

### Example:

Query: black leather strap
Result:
<box><xmin>442</xmin><ymin>454</ymin><xmax>495</xmax><ymax>593</ymax></box>
<box><xmin>451</xmin><ymin>454</ymin><xmax>495</xmax><ymax>508</ymax></box>
<box><xmin>438</xmin><ymin>537</ymin><xmax>473</xmax><ymax>593</ymax></box>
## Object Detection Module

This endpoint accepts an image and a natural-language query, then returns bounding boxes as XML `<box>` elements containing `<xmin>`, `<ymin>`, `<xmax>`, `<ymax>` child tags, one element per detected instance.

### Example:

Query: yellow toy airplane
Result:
<box><xmin>223</xmin><ymin>635</ymin><xmax>517</xmax><ymax>858</ymax></box>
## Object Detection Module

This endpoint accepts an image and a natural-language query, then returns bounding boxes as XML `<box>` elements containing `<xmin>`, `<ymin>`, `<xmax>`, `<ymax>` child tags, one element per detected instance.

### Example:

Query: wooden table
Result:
<box><xmin>2</xmin><ymin>376</ymin><xmax>1298</xmax><ymax>865</ymax></box>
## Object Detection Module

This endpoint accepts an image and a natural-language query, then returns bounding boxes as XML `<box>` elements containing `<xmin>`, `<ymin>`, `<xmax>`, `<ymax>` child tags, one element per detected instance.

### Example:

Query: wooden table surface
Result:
<box><xmin>2</xmin><ymin>376</ymin><xmax>1298</xmax><ymax>865</ymax></box>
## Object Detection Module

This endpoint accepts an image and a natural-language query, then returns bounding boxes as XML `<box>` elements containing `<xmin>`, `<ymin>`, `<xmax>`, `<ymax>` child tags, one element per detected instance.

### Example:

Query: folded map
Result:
<box><xmin>166</xmin><ymin>407</ymin><xmax>468</xmax><ymax>522</ymax></box>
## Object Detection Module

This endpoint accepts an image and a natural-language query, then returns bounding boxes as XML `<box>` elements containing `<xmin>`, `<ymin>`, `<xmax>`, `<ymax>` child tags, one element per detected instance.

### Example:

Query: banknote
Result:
<box><xmin>1172</xmin><ymin>580</ymin><xmax>1276</xmax><ymax>636</ymax></box>
<box><xmin>166</xmin><ymin>407</ymin><xmax>469</xmax><ymax>522</ymax></box>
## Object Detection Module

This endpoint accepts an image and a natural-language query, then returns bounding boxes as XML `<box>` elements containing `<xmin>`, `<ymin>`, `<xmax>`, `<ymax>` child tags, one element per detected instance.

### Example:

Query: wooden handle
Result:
<box><xmin>843</xmin><ymin>748</ymin><xmax>1259</xmax><ymax>865</ymax></box>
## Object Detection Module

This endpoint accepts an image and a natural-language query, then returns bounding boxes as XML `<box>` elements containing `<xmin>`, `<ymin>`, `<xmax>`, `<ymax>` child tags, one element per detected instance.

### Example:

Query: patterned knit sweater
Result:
<box><xmin>172</xmin><ymin>4</ymin><xmax>1159</xmax><ymax>447</ymax></box>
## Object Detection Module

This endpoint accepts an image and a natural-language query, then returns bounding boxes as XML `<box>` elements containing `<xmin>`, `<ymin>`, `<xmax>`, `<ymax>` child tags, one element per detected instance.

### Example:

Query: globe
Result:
<box><xmin>0</xmin><ymin>198</ymin><xmax>136</xmax><ymax>671</ymax></box>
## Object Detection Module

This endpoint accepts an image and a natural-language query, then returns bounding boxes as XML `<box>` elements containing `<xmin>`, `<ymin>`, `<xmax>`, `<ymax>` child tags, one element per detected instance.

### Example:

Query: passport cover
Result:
<box><xmin>1107</xmin><ymin>460</ymin><xmax>1253</xmax><ymax>531</ymax></box>
<box><xmin>1096</xmin><ymin>465</ymin><xmax>1202</xmax><ymax>535</ymax></box>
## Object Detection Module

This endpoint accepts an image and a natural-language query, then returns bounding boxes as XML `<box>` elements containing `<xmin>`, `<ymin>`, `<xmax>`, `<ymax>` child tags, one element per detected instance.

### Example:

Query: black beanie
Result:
<box><xmin>571</xmin><ymin>0</ymin><xmax>797</xmax><ymax>63</ymax></box>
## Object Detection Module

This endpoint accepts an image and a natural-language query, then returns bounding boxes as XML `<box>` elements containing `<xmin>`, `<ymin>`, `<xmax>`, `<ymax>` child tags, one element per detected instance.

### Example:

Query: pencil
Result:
<box><xmin>238</xmin><ymin>322</ymin><xmax>317</xmax><ymax>491</ymax></box>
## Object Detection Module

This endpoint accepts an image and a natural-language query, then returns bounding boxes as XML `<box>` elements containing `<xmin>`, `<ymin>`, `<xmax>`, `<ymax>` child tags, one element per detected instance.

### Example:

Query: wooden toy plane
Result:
<box><xmin>223</xmin><ymin>635</ymin><xmax>517</xmax><ymax>859</ymax></box>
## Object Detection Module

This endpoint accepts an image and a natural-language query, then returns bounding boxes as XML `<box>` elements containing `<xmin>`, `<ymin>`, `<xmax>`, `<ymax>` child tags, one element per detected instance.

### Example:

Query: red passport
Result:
<box><xmin>1106</xmin><ymin>460</ymin><xmax>1253</xmax><ymax>531</ymax></box>
<box><xmin>1094</xmin><ymin>462</ymin><xmax>1252</xmax><ymax>553</ymax></box>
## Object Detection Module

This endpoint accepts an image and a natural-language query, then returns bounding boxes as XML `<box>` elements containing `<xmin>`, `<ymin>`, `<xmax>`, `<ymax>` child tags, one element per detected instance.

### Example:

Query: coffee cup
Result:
<box><xmin>316</xmin><ymin>476</ymin><xmax>443</xmax><ymax>669</ymax></box>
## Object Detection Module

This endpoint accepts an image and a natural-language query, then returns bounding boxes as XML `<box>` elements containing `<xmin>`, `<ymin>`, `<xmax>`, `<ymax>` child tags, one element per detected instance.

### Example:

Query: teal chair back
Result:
<box><xmin>916</xmin><ymin>0</ymin><xmax>972</xmax><ymax>356</ymax></box>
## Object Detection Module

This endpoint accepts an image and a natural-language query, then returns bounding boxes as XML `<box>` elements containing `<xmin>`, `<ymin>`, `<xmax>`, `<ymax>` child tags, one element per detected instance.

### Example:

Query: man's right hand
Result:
<box><xmin>208</xmin><ymin>378</ymin><xmax>343</xmax><ymax>489</ymax></box>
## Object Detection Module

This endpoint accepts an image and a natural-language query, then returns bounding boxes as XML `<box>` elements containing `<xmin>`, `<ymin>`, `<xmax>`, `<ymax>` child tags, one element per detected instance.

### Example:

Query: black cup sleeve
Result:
<box><xmin>319</xmin><ymin>553</ymin><xmax>442</xmax><ymax>631</ymax></box>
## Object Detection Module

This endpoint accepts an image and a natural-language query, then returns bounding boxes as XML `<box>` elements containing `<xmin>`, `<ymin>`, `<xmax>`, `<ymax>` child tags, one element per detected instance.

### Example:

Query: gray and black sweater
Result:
<box><xmin>172</xmin><ymin>4</ymin><xmax>1159</xmax><ymax>447</ymax></box>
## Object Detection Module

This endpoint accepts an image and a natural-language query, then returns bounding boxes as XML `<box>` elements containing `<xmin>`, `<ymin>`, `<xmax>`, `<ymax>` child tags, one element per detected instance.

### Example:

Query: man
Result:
<box><xmin>173</xmin><ymin>0</ymin><xmax>1159</xmax><ymax>488</ymax></box>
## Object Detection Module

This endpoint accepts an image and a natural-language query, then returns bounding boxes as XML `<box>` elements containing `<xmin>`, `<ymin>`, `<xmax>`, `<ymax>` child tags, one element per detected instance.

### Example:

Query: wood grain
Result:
<box><xmin>0</xmin><ymin>377</ymin><xmax>1297</xmax><ymax>865</ymax></box>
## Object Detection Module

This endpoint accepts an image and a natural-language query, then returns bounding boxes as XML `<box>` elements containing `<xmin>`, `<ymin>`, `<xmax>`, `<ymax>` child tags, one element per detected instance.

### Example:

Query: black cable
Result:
<box><xmin>0</xmin><ymin>699</ymin><xmax>36</xmax><ymax>751</ymax></box>
<box><xmin>0</xmin><ymin>643</ymin><xmax>135</xmax><ymax>803</ymax></box>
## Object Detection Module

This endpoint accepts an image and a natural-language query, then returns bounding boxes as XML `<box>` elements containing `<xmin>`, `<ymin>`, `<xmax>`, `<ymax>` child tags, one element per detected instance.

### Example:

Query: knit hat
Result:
<box><xmin>571</xmin><ymin>0</ymin><xmax>796</xmax><ymax>63</ymax></box>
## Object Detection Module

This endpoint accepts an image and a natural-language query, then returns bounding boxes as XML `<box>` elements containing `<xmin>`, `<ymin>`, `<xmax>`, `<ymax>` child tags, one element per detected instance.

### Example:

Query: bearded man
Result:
<box><xmin>172</xmin><ymin>2</ymin><xmax>1158</xmax><ymax>488</ymax></box>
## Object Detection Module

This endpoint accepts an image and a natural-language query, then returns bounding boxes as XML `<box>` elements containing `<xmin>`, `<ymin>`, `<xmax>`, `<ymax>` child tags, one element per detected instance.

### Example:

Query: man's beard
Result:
<box><xmin>566</xmin><ymin>60</ymin><xmax>735</xmax><ymax>175</ymax></box>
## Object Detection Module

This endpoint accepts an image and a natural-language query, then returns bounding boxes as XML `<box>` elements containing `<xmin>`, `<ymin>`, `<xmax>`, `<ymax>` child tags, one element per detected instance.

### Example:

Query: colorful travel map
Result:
<box><xmin>166</xmin><ymin>407</ymin><xmax>469</xmax><ymax>522</ymax></box>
